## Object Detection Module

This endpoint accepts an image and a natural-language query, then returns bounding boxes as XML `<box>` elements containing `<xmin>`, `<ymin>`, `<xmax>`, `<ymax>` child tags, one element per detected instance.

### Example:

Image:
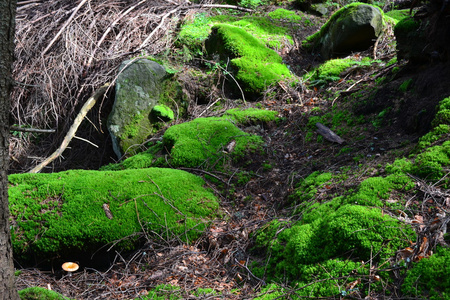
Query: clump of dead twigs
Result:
<box><xmin>11</xmin><ymin>0</ymin><xmax>228</xmax><ymax>172</ymax></box>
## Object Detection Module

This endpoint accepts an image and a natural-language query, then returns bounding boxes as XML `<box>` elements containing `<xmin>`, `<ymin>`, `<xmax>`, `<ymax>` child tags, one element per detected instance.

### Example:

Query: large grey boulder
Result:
<box><xmin>305</xmin><ymin>4</ymin><xmax>384</xmax><ymax>60</ymax></box>
<box><xmin>107</xmin><ymin>59</ymin><xmax>167</xmax><ymax>159</ymax></box>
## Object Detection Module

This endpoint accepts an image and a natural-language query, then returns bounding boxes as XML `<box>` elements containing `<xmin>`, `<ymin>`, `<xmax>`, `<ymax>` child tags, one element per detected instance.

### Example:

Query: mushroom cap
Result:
<box><xmin>62</xmin><ymin>262</ymin><xmax>79</xmax><ymax>272</ymax></box>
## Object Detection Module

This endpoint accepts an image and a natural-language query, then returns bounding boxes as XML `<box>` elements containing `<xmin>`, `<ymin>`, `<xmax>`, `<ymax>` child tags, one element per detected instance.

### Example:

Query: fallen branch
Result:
<box><xmin>191</xmin><ymin>4</ymin><xmax>254</xmax><ymax>13</ymax></box>
<box><xmin>10</xmin><ymin>126</ymin><xmax>55</xmax><ymax>133</ymax></box>
<box><xmin>316</xmin><ymin>122</ymin><xmax>345</xmax><ymax>144</ymax></box>
<box><xmin>29</xmin><ymin>83</ymin><xmax>110</xmax><ymax>173</ymax></box>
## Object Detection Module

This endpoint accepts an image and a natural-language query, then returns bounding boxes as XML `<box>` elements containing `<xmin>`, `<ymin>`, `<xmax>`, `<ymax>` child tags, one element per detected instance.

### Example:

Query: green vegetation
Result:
<box><xmin>223</xmin><ymin>107</ymin><xmax>278</xmax><ymax>124</ymax></box>
<box><xmin>103</xmin><ymin>108</ymin><xmax>274</xmax><ymax>171</ymax></box>
<box><xmin>394</xmin><ymin>16</ymin><xmax>420</xmax><ymax>34</ymax></box>
<box><xmin>304</xmin><ymin>57</ymin><xmax>380</xmax><ymax>87</ymax></box>
<box><xmin>253</xmin><ymin>204</ymin><xmax>413</xmax><ymax>297</ymax></box>
<box><xmin>384</xmin><ymin>9</ymin><xmax>409</xmax><ymax>24</ymax></box>
<box><xmin>402</xmin><ymin>247</ymin><xmax>450</xmax><ymax>300</ymax></box>
<box><xmin>19</xmin><ymin>287</ymin><xmax>74</xmax><ymax>300</ymax></box>
<box><xmin>268</xmin><ymin>8</ymin><xmax>303</xmax><ymax>23</ymax></box>
<box><xmin>208</xmin><ymin>23</ymin><xmax>293</xmax><ymax>94</ymax></box>
<box><xmin>303</xmin><ymin>2</ymin><xmax>384</xmax><ymax>50</ymax></box>
<box><xmin>9</xmin><ymin>168</ymin><xmax>219</xmax><ymax>261</ymax></box>
<box><xmin>398</xmin><ymin>78</ymin><xmax>413</xmax><ymax>92</ymax></box>
<box><xmin>151</xmin><ymin>104</ymin><xmax>174</xmax><ymax>121</ymax></box>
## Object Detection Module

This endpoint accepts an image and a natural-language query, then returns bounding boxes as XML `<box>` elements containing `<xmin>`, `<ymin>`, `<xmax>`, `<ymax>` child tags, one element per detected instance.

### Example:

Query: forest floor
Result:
<box><xmin>12</xmin><ymin>2</ymin><xmax>450</xmax><ymax>300</ymax></box>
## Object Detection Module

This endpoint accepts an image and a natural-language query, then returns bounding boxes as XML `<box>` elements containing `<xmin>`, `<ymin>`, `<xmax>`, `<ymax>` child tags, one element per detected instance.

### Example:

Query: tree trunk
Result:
<box><xmin>0</xmin><ymin>1</ymin><xmax>19</xmax><ymax>299</ymax></box>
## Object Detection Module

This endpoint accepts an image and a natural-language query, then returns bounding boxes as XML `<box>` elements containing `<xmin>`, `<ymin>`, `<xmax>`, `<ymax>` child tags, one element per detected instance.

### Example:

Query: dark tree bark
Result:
<box><xmin>0</xmin><ymin>0</ymin><xmax>19</xmax><ymax>299</ymax></box>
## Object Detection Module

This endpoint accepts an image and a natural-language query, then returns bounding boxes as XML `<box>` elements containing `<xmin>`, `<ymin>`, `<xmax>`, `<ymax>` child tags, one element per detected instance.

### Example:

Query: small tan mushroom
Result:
<box><xmin>62</xmin><ymin>262</ymin><xmax>79</xmax><ymax>276</ymax></box>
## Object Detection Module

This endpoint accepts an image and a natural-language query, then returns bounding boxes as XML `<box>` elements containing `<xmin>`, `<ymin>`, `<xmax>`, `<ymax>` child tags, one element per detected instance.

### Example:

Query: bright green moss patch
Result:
<box><xmin>304</xmin><ymin>57</ymin><xmax>377</xmax><ymax>87</ymax></box>
<box><xmin>254</xmin><ymin>205</ymin><xmax>413</xmax><ymax>294</ymax></box>
<box><xmin>402</xmin><ymin>247</ymin><xmax>450</xmax><ymax>300</ymax></box>
<box><xmin>206</xmin><ymin>23</ymin><xmax>293</xmax><ymax>94</ymax></box>
<box><xmin>19</xmin><ymin>287</ymin><xmax>74</xmax><ymax>300</ymax></box>
<box><xmin>414</xmin><ymin>141</ymin><xmax>450</xmax><ymax>182</ymax></box>
<box><xmin>348</xmin><ymin>173</ymin><xmax>414</xmax><ymax>207</ymax></box>
<box><xmin>290</xmin><ymin>171</ymin><xmax>332</xmax><ymax>204</ymax></box>
<box><xmin>385</xmin><ymin>9</ymin><xmax>409</xmax><ymax>24</ymax></box>
<box><xmin>223</xmin><ymin>108</ymin><xmax>278</xmax><ymax>124</ymax></box>
<box><xmin>9</xmin><ymin>168</ymin><xmax>219</xmax><ymax>261</ymax></box>
<box><xmin>268</xmin><ymin>8</ymin><xmax>303</xmax><ymax>23</ymax></box>
<box><xmin>151</xmin><ymin>104</ymin><xmax>174</xmax><ymax>121</ymax></box>
<box><xmin>163</xmin><ymin>117</ymin><xmax>263</xmax><ymax>168</ymax></box>
<box><xmin>177</xmin><ymin>13</ymin><xmax>211</xmax><ymax>52</ymax></box>
<box><xmin>102</xmin><ymin>109</ymin><xmax>270</xmax><ymax>171</ymax></box>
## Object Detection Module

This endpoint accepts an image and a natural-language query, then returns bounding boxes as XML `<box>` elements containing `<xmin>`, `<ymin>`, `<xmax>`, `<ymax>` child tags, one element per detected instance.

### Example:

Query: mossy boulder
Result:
<box><xmin>205</xmin><ymin>24</ymin><xmax>293</xmax><ymax>98</ymax></box>
<box><xmin>253</xmin><ymin>204</ymin><xmax>414</xmax><ymax>295</ymax></box>
<box><xmin>304</xmin><ymin>3</ymin><xmax>384</xmax><ymax>59</ymax></box>
<box><xmin>8</xmin><ymin>168</ymin><xmax>219</xmax><ymax>263</ymax></box>
<box><xmin>107</xmin><ymin>59</ymin><xmax>167</xmax><ymax>158</ymax></box>
<box><xmin>102</xmin><ymin>108</ymin><xmax>274</xmax><ymax>171</ymax></box>
<box><xmin>394</xmin><ymin>16</ymin><xmax>428</xmax><ymax>63</ymax></box>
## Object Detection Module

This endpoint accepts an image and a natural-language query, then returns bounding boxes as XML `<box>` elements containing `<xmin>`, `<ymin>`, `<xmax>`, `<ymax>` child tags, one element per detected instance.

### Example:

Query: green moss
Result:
<box><xmin>19</xmin><ymin>287</ymin><xmax>74</xmax><ymax>300</ymax></box>
<box><xmin>348</xmin><ymin>173</ymin><xmax>414</xmax><ymax>207</ymax></box>
<box><xmin>151</xmin><ymin>104</ymin><xmax>174</xmax><ymax>121</ymax></box>
<box><xmin>163</xmin><ymin>117</ymin><xmax>263</xmax><ymax>168</ymax></box>
<box><xmin>268</xmin><ymin>8</ymin><xmax>303</xmax><ymax>23</ymax></box>
<box><xmin>384</xmin><ymin>9</ymin><xmax>409</xmax><ymax>24</ymax></box>
<box><xmin>394</xmin><ymin>16</ymin><xmax>420</xmax><ymax>34</ymax></box>
<box><xmin>178</xmin><ymin>13</ymin><xmax>294</xmax><ymax>53</ymax></box>
<box><xmin>399</xmin><ymin>78</ymin><xmax>413</xmax><ymax>92</ymax></box>
<box><xmin>216</xmin><ymin>16</ymin><xmax>294</xmax><ymax>50</ymax></box>
<box><xmin>303</xmin><ymin>2</ymin><xmax>383</xmax><ymax>50</ymax></box>
<box><xmin>290</xmin><ymin>171</ymin><xmax>332</xmax><ymax>204</ymax></box>
<box><xmin>254</xmin><ymin>204</ymin><xmax>413</xmax><ymax>293</ymax></box>
<box><xmin>304</xmin><ymin>57</ymin><xmax>376</xmax><ymax>87</ymax></box>
<box><xmin>103</xmin><ymin>109</ymin><xmax>269</xmax><ymax>171</ymax></box>
<box><xmin>413</xmin><ymin>141</ymin><xmax>450</xmax><ymax>182</ymax></box>
<box><xmin>177</xmin><ymin>13</ymin><xmax>211</xmax><ymax>52</ymax></box>
<box><xmin>223</xmin><ymin>108</ymin><xmax>278</xmax><ymax>124</ymax></box>
<box><xmin>402</xmin><ymin>247</ymin><xmax>450</xmax><ymax>300</ymax></box>
<box><xmin>120</xmin><ymin>113</ymin><xmax>144</xmax><ymax>140</ymax></box>
<box><xmin>9</xmin><ymin>168</ymin><xmax>219</xmax><ymax>261</ymax></box>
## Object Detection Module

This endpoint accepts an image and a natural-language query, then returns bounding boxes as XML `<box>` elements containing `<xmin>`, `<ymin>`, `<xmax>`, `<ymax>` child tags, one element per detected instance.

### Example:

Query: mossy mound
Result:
<box><xmin>9</xmin><ymin>168</ymin><xmax>219</xmax><ymax>262</ymax></box>
<box><xmin>253</xmin><ymin>204</ymin><xmax>413</xmax><ymax>297</ymax></box>
<box><xmin>19</xmin><ymin>287</ymin><xmax>74</xmax><ymax>300</ymax></box>
<box><xmin>163</xmin><ymin>117</ymin><xmax>263</xmax><ymax>168</ymax></box>
<box><xmin>303</xmin><ymin>3</ymin><xmax>384</xmax><ymax>59</ymax></box>
<box><xmin>206</xmin><ymin>24</ymin><xmax>293</xmax><ymax>96</ymax></box>
<box><xmin>402</xmin><ymin>246</ymin><xmax>450</xmax><ymax>300</ymax></box>
<box><xmin>304</xmin><ymin>56</ymin><xmax>379</xmax><ymax>87</ymax></box>
<box><xmin>102</xmin><ymin>108</ymin><xmax>274</xmax><ymax>171</ymax></box>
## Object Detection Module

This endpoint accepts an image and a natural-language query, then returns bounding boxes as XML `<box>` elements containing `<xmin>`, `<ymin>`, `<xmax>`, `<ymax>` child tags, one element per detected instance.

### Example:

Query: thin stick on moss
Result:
<box><xmin>29</xmin><ymin>83</ymin><xmax>110</xmax><ymax>173</ymax></box>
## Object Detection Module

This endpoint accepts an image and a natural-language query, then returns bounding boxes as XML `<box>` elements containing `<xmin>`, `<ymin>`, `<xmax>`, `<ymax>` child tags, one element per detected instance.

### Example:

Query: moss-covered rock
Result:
<box><xmin>206</xmin><ymin>24</ymin><xmax>293</xmax><ymax>97</ymax></box>
<box><xmin>304</xmin><ymin>56</ymin><xmax>379</xmax><ymax>87</ymax></box>
<box><xmin>163</xmin><ymin>117</ymin><xmax>263</xmax><ymax>168</ymax></box>
<box><xmin>102</xmin><ymin>108</ymin><xmax>274</xmax><ymax>171</ymax></box>
<box><xmin>107</xmin><ymin>59</ymin><xmax>167</xmax><ymax>158</ymax></box>
<box><xmin>303</xmin><ymin>3</ymin><xmax>384</xmax><ymax>59</ymax></box>
<box><xmin>253</xmin><ymin>204</ymin><xmax>414</xmax><ymax>296</ymax></box>
<box><xmin>9</xmin><ymin>168</ymin><xmax>219</xmax><ymax>263</ymax></box>
<box><xmin>394</xmin><ymin>16</ymin><xmax>428</xmax><ymax>63</ymax></box>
